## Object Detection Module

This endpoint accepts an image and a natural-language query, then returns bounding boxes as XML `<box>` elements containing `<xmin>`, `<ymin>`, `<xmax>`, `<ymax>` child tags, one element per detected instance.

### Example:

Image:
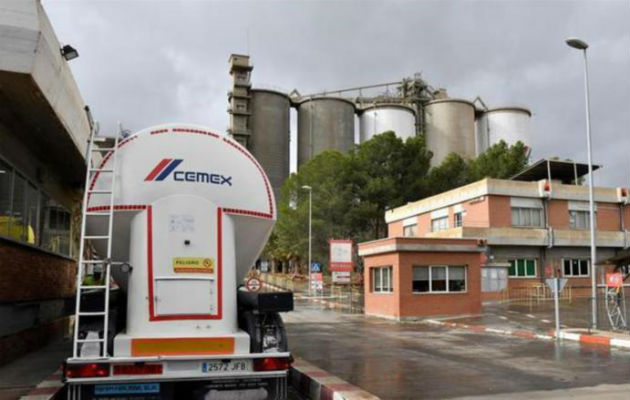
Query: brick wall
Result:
<box><xmin>362</xmin><ymin>243</ymin><xmax>482</xmax><ymax>319</ymax></box>
<box><xmin>363</xmin><ymin>253</ymin><xmax>400</xmax><ymax>318</ymax></box>
<box><xmin>597</xmin><ymin>203</ymin><xmax>621</xmax><ymax>231</ymax></box>
<box><xmin>397</xmin><ymin>252</ymin><xmax>482</xmax><ymax>318</ymax></box>
<box><xmin>388</xmin><ymin>221</ymin><xmax>403</xmax><ymax>237</ymax></box>
<box><xmin>488</xmin><ymin>196</ymin><xmax>511</xmax><ymax>227</ymax></box>
<box><xmin>0</xmin><ymin>238</ymin><xmax>77</xmax><ymax>302</ymax></box>
<box><xmin>463</xmin><ymin>197</ymin><xmax>490</xmax><ymax>227</ymax></box>
<box><xmin>548</xmin><ymin>200</ymin><xmax>569</xmax><ymax>229</ymax></box>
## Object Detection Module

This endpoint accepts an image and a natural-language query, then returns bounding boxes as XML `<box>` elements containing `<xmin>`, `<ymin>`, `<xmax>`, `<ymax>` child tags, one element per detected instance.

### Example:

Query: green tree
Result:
<box><xmin>467</xmin><ymin>140</ymin><xmax>529</xmax><ymax>181</ymax></box>
<box><xmin>274</xmin><ymin>151</ymin><xmax>353</xmax><ymax>272</ymax></box>
<box><xmin>425</xmin><ymin>153</ymin><xmax>470</xmax><ymax>195</ymax></box>
<box><xmin>269</xmin><ymin>134</ymin><xmax>528</xmax><ymax>271</ymax></box>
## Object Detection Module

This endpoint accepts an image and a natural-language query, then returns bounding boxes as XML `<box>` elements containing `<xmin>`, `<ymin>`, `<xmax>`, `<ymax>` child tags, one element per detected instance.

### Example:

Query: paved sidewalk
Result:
<box><xmin>0</xmin><ymin>339</ymin><xmax>69</xmax><ymax>400</ymax></box>
<box><xmin>429</xmin><ymin>299</ymin><xmax>630</xmax><ymax>350</ymax></box>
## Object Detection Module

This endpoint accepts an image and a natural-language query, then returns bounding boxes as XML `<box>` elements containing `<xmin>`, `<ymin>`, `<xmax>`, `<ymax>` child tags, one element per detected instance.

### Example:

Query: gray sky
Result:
<box><xmin>44</xmin><ymin>0</ymin><xmax>630</xmax><ymax>186</ymax></box>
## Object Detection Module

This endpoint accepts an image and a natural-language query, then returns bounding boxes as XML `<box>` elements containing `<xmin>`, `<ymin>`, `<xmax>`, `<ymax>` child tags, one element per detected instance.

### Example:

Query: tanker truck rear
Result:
<box><xmin>63</xmin><ymin>124</ymin><xmax>293</xmax><ymax>400</ymax></box>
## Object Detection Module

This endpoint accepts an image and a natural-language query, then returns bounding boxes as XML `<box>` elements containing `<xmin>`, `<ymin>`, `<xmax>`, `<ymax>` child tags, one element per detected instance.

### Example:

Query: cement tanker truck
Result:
<box><xmin>63</xmin><ymin>124</ymin><xmax>293</xmax><ymax>400</ymax></box>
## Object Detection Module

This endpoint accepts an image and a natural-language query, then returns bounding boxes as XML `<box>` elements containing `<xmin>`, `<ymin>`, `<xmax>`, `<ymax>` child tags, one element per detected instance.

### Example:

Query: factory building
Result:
<box><xmin>384</xmin><ymin>159</ymin><xmax>628</xmax><ymax>300</ymax></box>
<box><xmin>227</xmin><ymin>54</ymin><xmax>533</xmax><ymax>196</ymax></box>
<box><xmin>0</xmin><ymin>0</ymin><xmax>90</xmax><ymax>364</ymax></box>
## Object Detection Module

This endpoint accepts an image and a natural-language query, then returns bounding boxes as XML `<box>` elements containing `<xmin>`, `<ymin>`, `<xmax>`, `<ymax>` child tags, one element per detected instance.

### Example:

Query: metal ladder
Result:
<box><xmin>72</xmin><ymin>124</ymin><xmax>120</xmax><ymax>359</ymax></box>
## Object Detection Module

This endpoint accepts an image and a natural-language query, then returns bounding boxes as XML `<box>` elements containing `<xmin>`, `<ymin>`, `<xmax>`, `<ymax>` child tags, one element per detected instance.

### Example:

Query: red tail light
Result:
<box><xmin>113</xmin><ymin>364</ymin><xmax>163</xmax><ymax>375</ymax></box>
<box><xmin>64</xmin><ymin>363</ymin><xmax>110</xmax><ymax>378</ymax></box>
<box><xmin>253</xmin><ymin>357</ymin><xmax>292</xmax><ymax>371</ymax></box>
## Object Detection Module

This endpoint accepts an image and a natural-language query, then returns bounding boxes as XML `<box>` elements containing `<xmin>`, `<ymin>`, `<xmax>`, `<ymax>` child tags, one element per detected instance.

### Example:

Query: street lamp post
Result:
<box><xmin>302</xmin><ymin>185</ymin><xmax>313</xmax><ymax>296</ymax></box>
<box><xmin>566</xmin><ymin>37</ymin><xmax>598</xmax><ymax>329</ymax></box>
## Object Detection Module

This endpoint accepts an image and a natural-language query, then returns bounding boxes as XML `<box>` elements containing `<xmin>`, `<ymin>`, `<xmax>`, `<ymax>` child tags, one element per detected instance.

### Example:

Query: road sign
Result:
<box><xmin>606</xmin><ymin>273</ymin><xmax>623</xmax><ymax>288</ymax></box>
<box><xmin>544</xmin><ymin>264</ymin><xmax>553</xmax><ymax>278</ymax></box>
<box><xmin>311</xmin><ymin>261</ymin><xmax>322</xmax><ymax>273</ymax></box>
<box><xmin>246</xmin><ymin>277</ymin><xmax>261</xmax><ymax>292</ymax></box>
<box><xmin>310</xmin><ymin>272</ymin><xmax>323</xmax><ymax>290</ymax></box>
<box><xmin>330</xmin><ymin>239</ymin><xmax>353</xmax><ymax>272</ymax></box>
<box><xmin>545</xmin><ymin>278</ymin><xmax>568</xmax><ymax>294</ymax></box>
<box><xmin>332</xmin><ymin>271</ymin><xmax>351</xmax><ymax>284</ymax></box>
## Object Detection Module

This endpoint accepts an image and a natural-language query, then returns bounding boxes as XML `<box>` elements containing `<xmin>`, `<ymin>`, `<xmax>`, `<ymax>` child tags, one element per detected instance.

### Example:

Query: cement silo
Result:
<box><xmin>297</xmin><ymin>97</ymin><xmax>355</xmax><ymax>166</ymax></box>
<box><xmin>249</xmin><ymin>89</ymin><xmax>291</xmax><ymax>200</ymax></box>
<box><xmin>475</xmin><ymin>107</ymin><xmax>531</xmax><ymax>155</ymax></box>
<box><xmin>358</xmin><ymin>104</ymin><xmax>416</xmax><ymax>143</ymax></box>
<box><xmin>423</xmin><ymin>99</ymin><xmax>475</xmax><ymax>166</ymax></box>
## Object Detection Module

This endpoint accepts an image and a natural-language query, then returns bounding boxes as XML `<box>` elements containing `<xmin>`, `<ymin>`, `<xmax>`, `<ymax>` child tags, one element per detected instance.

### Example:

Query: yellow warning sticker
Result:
<box><xmin>173</xmin><ymin>257</ymin><xmax>215</xmax><ymax>274</ymax></box>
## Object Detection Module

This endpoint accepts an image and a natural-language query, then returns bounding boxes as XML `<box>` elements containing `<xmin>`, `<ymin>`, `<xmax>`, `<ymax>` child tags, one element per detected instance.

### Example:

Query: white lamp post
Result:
<box><xmin>301</xmin><ymin>185</ymin><xmax>313</xmax><ymax>296</ymax></box>
<box><xmin>566</xmin><ymin>37</ymin><xmax>598</xmax><ymax>329</ymax></box>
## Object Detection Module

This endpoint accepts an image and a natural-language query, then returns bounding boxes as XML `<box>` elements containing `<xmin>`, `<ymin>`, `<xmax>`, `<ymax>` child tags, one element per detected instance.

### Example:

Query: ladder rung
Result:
<box><xmin>92</xmin><ymin>147</ymin><xmax>116</xmax><ymax>151</ymax></box>
<box><xmin>77</xmin><ymin>338</ymin><xmax>105</xmax><ymax>343</ymax></box>
<box><xmin>88</xmin><ymin>190</ymin><xmax>112</xmax><ymax>194</ymax></box>
<box><xmin>81</xmin><ymin>260</ymin><xmax>108</xmax><ymax>264</ymax></box>
<box><xmin>79</xmin><ymin>311</ymin><xmax>107</xmax><ymax>316</ymax></box>
<box><xmin>89</xmin><ymin>168</ymin><xmax>113</xmax><ymax>172</ymax></box>
<box><xmin>85</xmin><ymin>212</ymin><xmax>111</xmax><ymax>216</ymax></box>
<box><xmin>84</xmin><ymin>236</ymin><xmax>110</xmax><ymax>240</ymax></box>
<box><xmin>80</xmin><ymin>285</ymin><xmax>108</xmax><ymax>290</ymax></box>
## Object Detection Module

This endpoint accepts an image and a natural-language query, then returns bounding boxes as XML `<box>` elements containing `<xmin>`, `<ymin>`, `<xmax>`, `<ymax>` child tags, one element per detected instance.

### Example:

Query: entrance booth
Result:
<box><xmin>358</xmin><ymin>237</ymin><xmax>485</xmax><ymax>320</ymax></box>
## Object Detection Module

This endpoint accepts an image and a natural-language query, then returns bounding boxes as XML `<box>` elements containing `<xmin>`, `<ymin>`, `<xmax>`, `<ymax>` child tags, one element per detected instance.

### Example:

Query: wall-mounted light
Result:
<box><xmin>60</xmin><ymin>44</ymin><xmax>79</xmax><ymax>61</ymax></box>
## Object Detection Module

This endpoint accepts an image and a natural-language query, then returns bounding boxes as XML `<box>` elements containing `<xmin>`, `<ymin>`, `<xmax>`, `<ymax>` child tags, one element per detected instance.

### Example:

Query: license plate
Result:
<box><xmin>201</xmin><ymin>359</ymin><xmax>252</xmax><ymax>373</ymax></box>
<box><xmin>94</xmin><ymin>383</ymin><xmax>160</xmax><ymax>396</ymax></box>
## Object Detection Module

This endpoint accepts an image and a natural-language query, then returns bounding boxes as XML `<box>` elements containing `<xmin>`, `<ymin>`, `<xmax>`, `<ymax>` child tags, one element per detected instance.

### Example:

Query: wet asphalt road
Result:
<box><xmin>283</xmin><ymin>302</ymin><xmax>630</xmax><ymax>399</ymax></box>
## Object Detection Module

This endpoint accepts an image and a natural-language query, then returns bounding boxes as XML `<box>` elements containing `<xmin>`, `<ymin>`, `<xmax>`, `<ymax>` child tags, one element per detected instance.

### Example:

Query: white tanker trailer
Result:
<box><xmin>63</xmin><ymin>124</ymin><xmax>293</xmax><ymax>400</ymax></box>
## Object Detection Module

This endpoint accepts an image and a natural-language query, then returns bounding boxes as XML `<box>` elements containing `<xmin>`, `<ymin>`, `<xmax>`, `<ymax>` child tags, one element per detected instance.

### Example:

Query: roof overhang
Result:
<box><xmin>511</xmin><ymin>159</ymin><xmax>601</xmax><ymax>184</ymax></box>
<box><xmin>0</xmin><ymin>0</ymin><xmax>90</xmax><ymax>186</ymax></box>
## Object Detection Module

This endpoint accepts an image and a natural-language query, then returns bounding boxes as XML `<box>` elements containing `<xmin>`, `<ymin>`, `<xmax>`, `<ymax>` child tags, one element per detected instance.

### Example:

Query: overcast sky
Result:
<box><xmin>43</xmin><ymin>0</ymin><xmax>630</xmax><ymax>186</ymax></box>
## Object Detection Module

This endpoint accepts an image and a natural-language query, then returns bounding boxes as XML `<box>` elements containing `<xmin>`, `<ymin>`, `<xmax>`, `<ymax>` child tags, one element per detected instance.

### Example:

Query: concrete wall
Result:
<box><xmin>0</xmin><ymin>0</ymin><xmax>90</xmax><ymax>156</ymax></box>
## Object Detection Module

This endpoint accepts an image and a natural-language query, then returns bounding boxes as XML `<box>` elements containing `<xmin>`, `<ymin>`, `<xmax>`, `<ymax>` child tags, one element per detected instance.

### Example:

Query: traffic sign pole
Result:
<box><xmin>554</xmin><ymin>278</ymin><xmax>560</xmax><ymax>340</ymax></box>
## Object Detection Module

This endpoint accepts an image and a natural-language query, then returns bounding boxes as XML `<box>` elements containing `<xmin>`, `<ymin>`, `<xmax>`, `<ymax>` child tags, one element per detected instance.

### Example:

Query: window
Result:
<box><xmin>0</xmin><ymin>157</ymin><xmax>71</xmax><ymax>256</ymax></box>
<box><xmin>453</xmin><ymin>212</ymin><xmax>463</xmax><ymax>228</ymax></box>
<box><xmin>563</xmin><ymin>259</ymin><xmax>589</xmax><ymax>277</ymax></box>
<box><xmin>412</xmin><ymin>266</ymin><xmax>466</xmax><ymax>293</ymax></box>
<box><xmin>481</xmin><ymin>267</ymin><xmax>508</xmax><ymax>292</ymax></box>
<box><xmin>511</xmin><ymin>207</ymin><xmax>543</xmax><ymax>227</ymax></box>
<box><xmin>569</xmin><ymin>210</ymin><xmax>594</xmax><ymax>230</ymax></box>
<box><xmin>371</xmin><ymin>266</ymin><xmax>393</xmax><ymax>293</ymax></box>
<box><xmin>403</xmin><ymin>224</ymin><xmax>417</xmax><ymax>237</ymax></box>
<box><xmin>508</xmin><ymin>259</ymin><xmax>537</xmax><ymax>277</ymax></box>
<box><xmin>431</xmin><ymin>216</ymin><xmax>449</xmax><ymax>232</ymax></box>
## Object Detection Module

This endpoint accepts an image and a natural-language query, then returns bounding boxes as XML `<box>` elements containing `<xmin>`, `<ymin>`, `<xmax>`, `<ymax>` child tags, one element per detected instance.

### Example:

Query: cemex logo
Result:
<box><xmin>144</xmin><ymin>158</ymin><xmax>232</xmax><ymax>186</ymax></box>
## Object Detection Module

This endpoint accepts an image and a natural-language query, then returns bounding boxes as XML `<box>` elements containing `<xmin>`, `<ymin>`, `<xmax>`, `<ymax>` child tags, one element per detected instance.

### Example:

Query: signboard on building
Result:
<box><xmin>332</xmin><ymin>271</ymin><xmax>351</xmax><ymax>284</ymax></box>
<box><xmin>606</xmin><ymin>273</ymin><xmax>623</xmax><ymax>288</ymax></box>
<box><xmin>329</xmin><ymin>239</ymin><xmax>353</xmax><ymax>272</ymax></box>
<box><xmin>260</xmin><ymin>260</ymin><xmax>269</xmax><ymax>273</ymax></box>
<box><xmin>310</xmin><ymin>272</ymin><xmax>323</xmax><ymax>291</ymax></box>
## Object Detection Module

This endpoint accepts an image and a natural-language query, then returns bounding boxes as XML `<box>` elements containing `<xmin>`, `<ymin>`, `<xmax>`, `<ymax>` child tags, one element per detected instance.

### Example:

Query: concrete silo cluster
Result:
<box><xmin>227</xmin><ymin>54</ymin><xmax>532</xmax><ymax>200</ymax></box>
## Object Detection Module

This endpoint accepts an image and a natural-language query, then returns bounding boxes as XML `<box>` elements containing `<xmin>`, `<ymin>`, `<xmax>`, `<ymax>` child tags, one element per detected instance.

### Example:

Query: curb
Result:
<box><xmin>19</xmin><ymin>369</ymin><xmax>64</xmax><ymax>400</ymax></box>
<box><xmin>425</xmin><ymin>319</ymin><xmax>630</xmax><ymax>351</ymax></box>
<box><xmin>291</xmin><ymin>358</ymin><xmax>380</xmax><ymax>400</ymax></box>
